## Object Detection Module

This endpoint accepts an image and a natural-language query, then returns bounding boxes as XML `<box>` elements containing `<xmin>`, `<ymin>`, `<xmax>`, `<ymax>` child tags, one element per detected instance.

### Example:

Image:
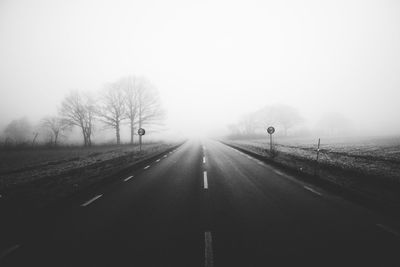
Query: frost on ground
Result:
<box><xmin>0</xmin><ymin>143</ymin><xmax>176</xmax><ymax>209</ymax></box>
<box><xmin>225</xmin><ymin>136</ymin><xmax>400</xmax><ymax>205</ymax></box>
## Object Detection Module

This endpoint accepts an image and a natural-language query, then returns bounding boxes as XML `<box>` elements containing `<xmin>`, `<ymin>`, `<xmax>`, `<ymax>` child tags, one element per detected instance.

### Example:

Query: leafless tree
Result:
<box><xmin>136</xmin><ymin>78</ymin><xmax>165</xmax><ymax>131</ymax></box>
<box><xmin>121</xmin><ymin>76</ymin><xmax>139</xmax><ymax>145</ymax></box>
<box><xmin>96</xmin><ymin>82</ymin><xmax>126</xmax><ymax>145</ymax></box>
<box><xmin>41</xmin><ymin>116</ymin><xmax>70</xmax><ymax>146</ymax></box>
<box><xmin>3</xmin><ymin>117</ymin><xmax>33</xmax><ymax>145</ymax></box>
<box><xmin>60</xmin><ymin>91</ymin><xmax>95</xmax><ymax>146</ymax></box>
<box><xmin>256</xmin><ymin>104</ymin><xmax>303</xmax><ymax>136</ymax></box>
<box><xmin>120</xmin><ymin>76</ymin><xmax>165</xmax><ymax>144</ymax></box>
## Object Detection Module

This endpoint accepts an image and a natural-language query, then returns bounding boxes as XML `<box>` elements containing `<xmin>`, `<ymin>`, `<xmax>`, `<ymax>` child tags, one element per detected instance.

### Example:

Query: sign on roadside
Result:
<box><xmin>138</xmin><ymin>128</ymin><xmax>146</xmax><ymax>136</ymax></box>
<box><xmin>267</xmin><ymin>126</ymin><xmax>275</xmax><ymax>153</ymax></box>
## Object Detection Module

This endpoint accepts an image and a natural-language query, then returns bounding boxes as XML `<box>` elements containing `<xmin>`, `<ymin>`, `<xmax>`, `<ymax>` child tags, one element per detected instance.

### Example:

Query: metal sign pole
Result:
<box><xmin>138</xmin><ymin>128</ymin><xmax>145</xmax><ymax>153</ymax></box>
<box><xmin>267</xmin><ymin>126</ymin><xmax>275</xmax><ymax>155</ymax></box>
<box><xmin>270</xmin><ymin>134</ymin><xmax>272</xmax><ymax>153</ymax></box>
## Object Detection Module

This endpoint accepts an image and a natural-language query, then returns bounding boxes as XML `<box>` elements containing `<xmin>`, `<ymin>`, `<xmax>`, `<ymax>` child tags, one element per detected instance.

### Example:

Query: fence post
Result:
<box><xmin>314</xmin><ymin>138</ymin><xmax>321</xmax><ymax>176</ymax></box>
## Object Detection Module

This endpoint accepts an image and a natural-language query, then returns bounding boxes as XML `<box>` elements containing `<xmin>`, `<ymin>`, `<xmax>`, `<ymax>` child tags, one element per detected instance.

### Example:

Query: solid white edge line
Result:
<box><xmin>0</xmin><ymin>244</ymin><xmax>20</xmax><ymax>260</ymax></box>
<box><xmin>203</xmin><ymin>171</ymin><xmax>208</xmax><ymax>189</ymax></box>
<box><xmin>124</xmin><ymin>176</ymin><xmax>133</xmax><ymax>182</ymax></box>
<box><xmin>304</xmin><ymin>186</ymin><xmax>322</xmax><ymax>196</ymax></box>
<box><xmin>376</xmin><ymin>224</ymin><xmax>400</xmax><ymax>237</ymax></box>
<box><xmin>81</xmin><ymin>194</ymin><xmax>103</xmax><ymax>207</ymax></box>
<box><xmin>144</xmin><ymin>165</ymin><xmax>150</xmax><ymax>169</ymax></box>
<box><xmin>204</xmin><ymin>231</ymin><xmax>214</xmax><ymax>267</ymax></box>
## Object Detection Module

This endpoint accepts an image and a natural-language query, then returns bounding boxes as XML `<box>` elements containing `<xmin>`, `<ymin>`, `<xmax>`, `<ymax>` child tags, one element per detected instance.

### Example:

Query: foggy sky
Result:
<box><xmin>1</xmin><ymin>0</ymin><xmax>400</xmax><ymax>138</ymax></box>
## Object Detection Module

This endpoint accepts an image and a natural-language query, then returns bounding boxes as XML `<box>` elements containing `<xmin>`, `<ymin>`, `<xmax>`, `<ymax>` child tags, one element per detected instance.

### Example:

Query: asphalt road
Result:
<box><xmin>1</xmin><ymin>140</ymin><xmax>400</xmax><ymax>266</ymax></box>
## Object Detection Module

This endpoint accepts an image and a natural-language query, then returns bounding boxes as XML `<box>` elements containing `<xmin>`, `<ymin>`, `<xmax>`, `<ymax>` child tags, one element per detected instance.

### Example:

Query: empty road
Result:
<box><xmin>2</xmin><ymin>140</ymin><xmax>400</xmax><ymax>266</ymax></box>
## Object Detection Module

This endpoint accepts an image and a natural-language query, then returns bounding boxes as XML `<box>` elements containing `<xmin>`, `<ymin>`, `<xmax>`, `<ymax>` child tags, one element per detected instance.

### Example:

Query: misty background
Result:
<box><xmin>1</xmin><ymin>0</ymin><xmax>400</xmax><ymax>142</ymax></box>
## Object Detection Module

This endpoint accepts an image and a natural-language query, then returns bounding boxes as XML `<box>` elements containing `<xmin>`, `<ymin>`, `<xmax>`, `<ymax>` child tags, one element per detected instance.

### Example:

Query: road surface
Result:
<box><xmin>1</xmin><ymin>140</ymin><xmax>400</xmax><ymax>266</ymax></box>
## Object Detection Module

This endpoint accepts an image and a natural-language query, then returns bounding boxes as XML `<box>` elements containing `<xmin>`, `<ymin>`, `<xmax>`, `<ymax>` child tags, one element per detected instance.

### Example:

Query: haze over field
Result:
<box><xmin>1</xmin><ymin>0</ymin><xmax>400</xmax><ymax>139</ymax></box>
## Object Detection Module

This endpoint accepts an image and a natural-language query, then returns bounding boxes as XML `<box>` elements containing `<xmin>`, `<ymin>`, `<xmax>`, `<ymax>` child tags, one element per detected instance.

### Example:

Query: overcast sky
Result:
<box><xmin>1</xmin><ymin>0</ymin><xmax>400</xmax><ymax>137</ymax></box>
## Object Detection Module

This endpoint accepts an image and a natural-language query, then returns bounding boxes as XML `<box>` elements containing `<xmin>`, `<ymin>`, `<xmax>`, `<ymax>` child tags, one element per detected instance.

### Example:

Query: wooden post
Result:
<box><xmin>314</xmin><ymin>138</ymin><xmax>321</xmax><ymax>176</ymax></box>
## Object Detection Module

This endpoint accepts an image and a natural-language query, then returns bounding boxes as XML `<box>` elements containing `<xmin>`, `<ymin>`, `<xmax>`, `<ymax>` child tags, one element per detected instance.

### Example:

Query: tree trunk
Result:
<box><xmin>82</xmin><ymin>127</ymin><xmax>87</xmax><ymax>146</ymax></box>
<box><xmin>130</xmin><ymin>122</ymin><xmax>134</xmax><ymax>145</ymax></box>
<box><xmin>54</xmin><ymin>131</ymin><xmax>59</xmax><ymax>146</ymax></box>
<box><xmin>116</xmin><ymin>122</ymin><xmax>120</xmax><ymax>145</ymax></box>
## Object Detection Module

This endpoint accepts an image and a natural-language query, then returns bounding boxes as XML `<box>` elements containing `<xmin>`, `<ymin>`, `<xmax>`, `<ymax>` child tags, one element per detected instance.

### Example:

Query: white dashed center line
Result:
<box><xmin>376</xmin><ymin>224</ymin><xmax>400</xmax><ymax>238</ymax></box>
<box><xmin>123</xmin><ymin>176</ymin><xmax>133</xmax><ymax>182</ymax></box>
<box><xmin>144</xmin><ymin>165</ymin><xmax>150</xmax><ymax>170</ymax></box>
<box><xmin>0</xmin><ymin>244</ymin><xmax>20</xmax><ymax>260</ymax></box>
<box><xmin>203</xmin><ymin>171</ymin><xmax>208</xmax><ymax>189</ymax></box>
<box><xmin>304</xmin><ymin>186</ymin><xmax>322</xmax><ymax>196</ymax></box>
<box><xmin>81</xmin><ymin>194</ymin><xmax>103</xmax><ymax>207</ymax></box>
<box><xmin>203</xmin><ymin>156</ymin><xmax>206</xmax><ymax>164</ymax></box>
<box><xmin>156</xmin><ymin>159</ymin><xmax>161</xmax><ymax>162</ymax></box>
<box><xmin>204</xmin><ymin>231</ymin><xmax>214</xmax><ymax>267</ymax></box>
<box><xmin>164</xmin><ymin>155</ymin><xmax>167</xmax><ymax>158</ymax></box>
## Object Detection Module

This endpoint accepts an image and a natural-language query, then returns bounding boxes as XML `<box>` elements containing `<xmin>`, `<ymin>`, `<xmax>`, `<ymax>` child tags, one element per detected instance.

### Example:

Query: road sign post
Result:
<box><xmin>267</xmin><ymin>126</ymin><xmax>275</xmax><ymax>154</ymax></box>
<box><xmin>138</xmin><ymin>128</ymin><xmax>146</xmax><ymax>153</ymax></box>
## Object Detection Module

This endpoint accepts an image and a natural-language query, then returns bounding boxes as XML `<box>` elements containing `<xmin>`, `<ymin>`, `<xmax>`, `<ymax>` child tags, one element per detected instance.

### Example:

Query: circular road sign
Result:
<box><xmin>138</xmin><ymin>128</ymin><xmax>146</xmax><ymax>136</ymax></box>
<box><xmin>267</xmin><ymin>126</ymin><xmax>275</xmax><ymax>134</ymax></box>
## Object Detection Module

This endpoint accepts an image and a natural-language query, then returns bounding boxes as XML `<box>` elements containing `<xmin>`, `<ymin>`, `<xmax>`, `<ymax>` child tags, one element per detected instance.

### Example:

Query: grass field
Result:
<box><xmin>0</xmin><ymin>142</ymin><xmax>177</xmax><ymax>209</ymax></box>
<box><xmin>224</xmin><ymin>136</ymin><xmax>400</xmax><ymax>205</ymax></box>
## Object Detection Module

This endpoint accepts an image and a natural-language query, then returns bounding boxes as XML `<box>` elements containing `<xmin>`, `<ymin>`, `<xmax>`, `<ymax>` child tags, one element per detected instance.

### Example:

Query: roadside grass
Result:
<box><xmin>224</xmin><ymin>136</ymin><xmax>400</xmax><ymax>206</ymax></box>
<box><xmin>0</xmin><ymin>142</ymin><xmax>177</xmax><ymax>209</ymax></box>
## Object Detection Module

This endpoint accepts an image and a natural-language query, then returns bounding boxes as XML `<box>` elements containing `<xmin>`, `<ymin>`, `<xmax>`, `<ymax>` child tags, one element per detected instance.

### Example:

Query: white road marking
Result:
<box><xmin>156</xmin><ymin>159</ymin><xmax>161</xmax><ymax>162</ymax></box>
<box><xmin>81</xmin><ymin>194</ymin><xmax>103</xmax><ymax>207</ymax></box>
<box><xmin>204</xmin><ymin>231</ymin><xmax>214</xmax><ymax>267</ymax></box>
<box><xmin>144</xmin><ymin>165</ymin><xmax>150</xmax><ymax>170</ymax></box>
<box><xmin>164</xmin><ymin>155</ymin><xmax>167</xmax><ymax>158</ymax></box>
<box><xmin>274</xmin><ymin>170</ymin><xmax>284</xmax><ymax>176</ymax></box>
<box><xmin>376</xmin><ymin>224</ymin><xmax>400</xmax><ymax>237</ymax></box>
<box><xmin>203</xmin><ymin>156</ymin><xmax>206</xmax><ymax>164</ymax></box>
<box><xmin>0</xmin><ymin>244</ymin><xmax>20</xmax><ymax>260</ymax></box>
<box><xmin>124</xmin><ymin>176</ymin><xmax>133</xmax><ymax>182</ymax></box>
<box><xmin>203</xmin><ymin>171</ymin><xmax>208</xmax><ymax>189</ymax></box>
<box><xmin>257</xmin><ymin>161</ymin><xmax>264</xmax><ymax>165</ymax></box>
<box><xmin>304</xmin><ymin>186</ymin><xmax>322</xmax><ymax>196</ymax></box>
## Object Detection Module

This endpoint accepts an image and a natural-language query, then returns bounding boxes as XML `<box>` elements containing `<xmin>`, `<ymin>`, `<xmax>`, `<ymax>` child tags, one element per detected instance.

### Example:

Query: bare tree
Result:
<box><xmin>256</xmin><ymin>104</ymin><xmax>303</xmax><ymax>136</ymax></box>
<box><xmin>3</xmin><ymin>117</ymin><xmax>33</xmax><ymax>145</ymax></box>
<box><xmin>41</xmin><ymin>116</ymin><xmax>70</xmax><ymax>146</ymax></box>
<box><xmin>60</xmin><ymin>91</ymin><xmax>95</xmax><ymax>146</ymax></box>
<box><xmin>136</xmin><ymin>78</ymin><xmax>165</xmax><ymax>130</ymax></box>
<box><xmin>96</xmin><ymin>82</ymin><xmax>126</xmax><ymax>145</ymax></box>
<box><xmin>121</xmin><ymin>76</ymin><xmax>139</xmax><ymax>145</ymax></box>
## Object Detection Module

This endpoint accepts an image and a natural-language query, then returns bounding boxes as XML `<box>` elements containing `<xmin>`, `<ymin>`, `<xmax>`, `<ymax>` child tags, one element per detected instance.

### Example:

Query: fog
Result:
<box><xmin>1</xmin><ymin>0</ymin><xmax>400</xmax><ymax>140</ymax></box>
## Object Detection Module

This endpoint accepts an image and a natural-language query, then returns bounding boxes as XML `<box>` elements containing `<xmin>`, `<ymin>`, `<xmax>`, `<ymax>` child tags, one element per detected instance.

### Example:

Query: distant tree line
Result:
<box><xmin>227</xmin><ymin>104</ymin><xmax>351</xmax><ymax>139</ymax></box>
<box><xmin>1</xmin><ymin>75</ymin><xmax>165</xmax><ymax>147</ymax></box>
<box><xmin>227</xmin><ymin>104</ymin><xmax>303</xmax><ymax>138</ymax></box>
